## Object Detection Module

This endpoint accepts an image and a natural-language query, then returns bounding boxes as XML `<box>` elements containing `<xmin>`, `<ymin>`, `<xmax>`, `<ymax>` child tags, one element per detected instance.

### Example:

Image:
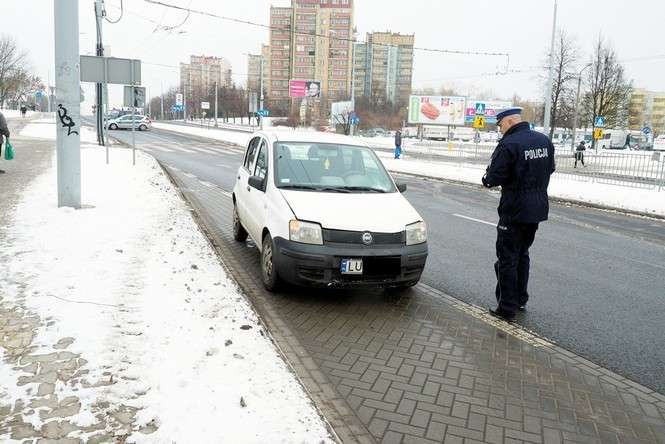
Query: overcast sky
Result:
<box><xmin>2</xmin><ymin>0</ymin><xmax>664</xmax><ymax>108</ymax></box>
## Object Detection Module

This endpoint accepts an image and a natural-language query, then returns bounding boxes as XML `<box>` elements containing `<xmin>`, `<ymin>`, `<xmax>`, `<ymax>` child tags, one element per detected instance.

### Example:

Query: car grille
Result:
<box><xmin>323</xmin><ymin>229</ymin><xmax>404</xmax><ymax>245</ymax></box>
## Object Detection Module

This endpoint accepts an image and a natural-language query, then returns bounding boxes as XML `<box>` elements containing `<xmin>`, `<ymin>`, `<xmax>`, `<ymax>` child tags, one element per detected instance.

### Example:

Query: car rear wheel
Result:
<box><xmin>232</xmin><ymin>203</ymin><xmax>248</xmax><ymax>242</ymax></box>
<box><xmin>109</xmin><ymin>123</ymin><xmax>118</xmax><ymax>130</ymax></box>
<box><xmin>261</xmin><ymin>232</ymin><xmax>281</xmax><ymax>292</ymax></box>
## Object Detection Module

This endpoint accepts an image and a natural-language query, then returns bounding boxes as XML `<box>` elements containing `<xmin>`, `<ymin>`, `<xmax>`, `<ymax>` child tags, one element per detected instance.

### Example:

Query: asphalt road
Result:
<box><xmin>107</xmin><ymin>125</ymin><xmax>665</xmax><ymax>393</ymax></box>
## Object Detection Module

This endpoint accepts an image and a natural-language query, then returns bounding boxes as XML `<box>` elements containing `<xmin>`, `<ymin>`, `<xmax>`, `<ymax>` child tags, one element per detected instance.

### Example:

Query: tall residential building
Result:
<box><xmin>247</xmin><ymin>54</ymin><xmax>263</xmax><ymax>93</ymax></box>
<box><xmin>268</xmin><ymin>0</ymin><xmax>354</xmax><ymax>113</ymax></box>
<box><xmin>353</xmin><ymin>32</ymin><xmax>415</xmax><ymax>107</ymax></box>
<box><xmin>179</xmin><ymin>55</ymin><xmax>233</xmax><ymax>98</ymax></box>
<box><xmin>628</xmin><ymin>88</ymin><xmax>665</xmax><ymax>134</ymax></box>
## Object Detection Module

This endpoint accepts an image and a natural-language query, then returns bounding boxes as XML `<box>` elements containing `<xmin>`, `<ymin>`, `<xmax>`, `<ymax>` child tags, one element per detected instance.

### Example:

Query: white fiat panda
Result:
<box><xmin>232</xmin><ymin>131</ymin><xmax>428</xmax><ymax>291</ymax></box>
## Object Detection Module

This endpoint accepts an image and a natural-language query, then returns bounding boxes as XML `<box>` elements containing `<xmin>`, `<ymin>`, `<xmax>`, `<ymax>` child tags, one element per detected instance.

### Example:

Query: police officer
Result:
<box><xmin>482</xmin><ymin>108</ymin><xmax>555</xmax><ymax>321</ymax></box>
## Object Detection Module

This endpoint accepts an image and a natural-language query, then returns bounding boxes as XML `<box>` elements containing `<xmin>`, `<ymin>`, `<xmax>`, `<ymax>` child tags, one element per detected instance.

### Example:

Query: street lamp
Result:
<box><xmin>570</xmin><ymin>63</ymin><xmax>593</xmax><ymax>153</ymax></box>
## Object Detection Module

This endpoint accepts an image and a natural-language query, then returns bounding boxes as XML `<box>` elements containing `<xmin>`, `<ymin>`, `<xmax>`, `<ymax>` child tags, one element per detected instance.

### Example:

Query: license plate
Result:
<box><xmin>340</xmin><ymin>258</ymin><xmax>363</xmax><ymax>275</ymax></box>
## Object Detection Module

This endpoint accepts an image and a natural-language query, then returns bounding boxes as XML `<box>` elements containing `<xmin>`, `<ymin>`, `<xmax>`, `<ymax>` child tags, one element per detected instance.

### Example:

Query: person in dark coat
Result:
<box><xmin>20</xmin><ymin>105</ymin><xmax>27</xmax><ymax>117</ymax></box>
<box><xmin>0</xmin><ymin>111</ymin><xmax>10</xmax><ymax>174</ymax></box>
<box><xmin>574</xmin><ymin>140</ymin><xmax>586</xmax><ymax>168</ymax></box>
<box><xmin>482</xmin><ymin>107</ymin><xmax>555</xmax><ymax>321</ymax></box>
<box><xmin>394</xmin><ymin>130</ymin><xmax>402</xmax><ymax>159</ymax></box>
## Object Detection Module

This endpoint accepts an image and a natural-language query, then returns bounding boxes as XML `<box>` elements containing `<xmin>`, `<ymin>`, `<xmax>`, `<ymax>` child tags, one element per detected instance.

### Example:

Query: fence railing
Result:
<box><xmin>374</xmin><ymin>140</ymin><xmax>665</xmax><ymax>191</ymax></box>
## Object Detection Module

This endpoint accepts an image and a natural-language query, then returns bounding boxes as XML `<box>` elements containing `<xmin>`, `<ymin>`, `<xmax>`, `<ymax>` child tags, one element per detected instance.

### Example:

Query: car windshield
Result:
<box><xmin>274</xmin><ymin>142</ymin><xmax>397</xmax><ymax>193</ymax></box>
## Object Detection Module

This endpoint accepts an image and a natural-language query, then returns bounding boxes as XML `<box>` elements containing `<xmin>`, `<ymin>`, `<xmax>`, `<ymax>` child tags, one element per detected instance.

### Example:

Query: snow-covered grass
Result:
<box><xmin>1</xmin><ymin>136</ymin><xmax>333</xmax><ymax>441</ymax></box>
<box><xmin>377</xmin><ymin>152</ymin><xmax>665</xmax><ymax>217</ymax></box>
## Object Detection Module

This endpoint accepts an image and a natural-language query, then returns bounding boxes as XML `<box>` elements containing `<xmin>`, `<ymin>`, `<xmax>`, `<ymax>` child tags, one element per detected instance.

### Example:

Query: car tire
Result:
<box><xmin>109</xmin><ymin>123</ymin><xmax>118</xmax><ymax>130</ymax></box>
<box><xmin>261</xmin><ymin>232</ymin><xmax>281</xmax><ymax>292</ymax></box>
<box><xmin>232</xmin><ymin>203</ymin><xmax>248</xmax><ymax>242</ymax></box>
<box><xmin>139</xmin><ymin>124</ymin><xmax>148</xmax><ymax>131</ymax></box>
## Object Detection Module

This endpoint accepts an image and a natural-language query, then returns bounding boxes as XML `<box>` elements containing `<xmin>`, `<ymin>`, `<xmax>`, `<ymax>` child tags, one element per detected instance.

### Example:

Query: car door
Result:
<box><xmin>118</xmin><ymin>115</ymin><xmax>132</xmax><ymax>129</ymax></box>
<box><xmin>236</xmin><ymin>136</ymin><xmax>261</xmax><ymax>229</ymax></box>
<box><xmin>243</xmin><ymin>138</ymin><xmax>270</xmax><ymax>245</ymax></box>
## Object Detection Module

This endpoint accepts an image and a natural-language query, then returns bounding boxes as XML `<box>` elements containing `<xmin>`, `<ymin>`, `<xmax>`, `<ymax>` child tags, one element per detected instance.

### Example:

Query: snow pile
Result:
<box><xmin>0</xmin><ymin>145</ymin><xmax>332</xmax><ymax>442</ymax></box>
<box><xmin>20</xmin><ymin>121</ymin><xmax>97</xmax><ymax>144</ymax></box>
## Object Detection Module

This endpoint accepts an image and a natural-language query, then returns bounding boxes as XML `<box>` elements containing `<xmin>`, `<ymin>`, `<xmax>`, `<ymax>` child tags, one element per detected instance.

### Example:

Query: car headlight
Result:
<box><xmin>406</xmin><ymin>221</ymin><xmax>427</xmax><ymax>245</ymax></box>
<box><xmin>289</xmin><ymin>220</ymin><xmax>323</xmax><ymax>245</ymax></box>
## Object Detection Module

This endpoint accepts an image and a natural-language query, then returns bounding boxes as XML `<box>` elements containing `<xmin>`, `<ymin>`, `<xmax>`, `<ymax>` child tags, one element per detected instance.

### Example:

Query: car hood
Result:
<box><xmin>280</xmin><ymin>190</ymin><xmax>423</xmax><ymax>233</ymax></box>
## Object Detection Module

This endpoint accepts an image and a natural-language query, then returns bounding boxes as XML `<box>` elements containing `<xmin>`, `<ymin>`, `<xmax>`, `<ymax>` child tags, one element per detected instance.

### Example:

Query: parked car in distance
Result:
<box><xmin>232</xmin><ymin>131</ymin><xmax>428</xmax><ymax>292</ymax></box>
<box><xmin>106</xmin><ymin>114</ymin><xmax>152</xmax><ymax>131</ymax></box>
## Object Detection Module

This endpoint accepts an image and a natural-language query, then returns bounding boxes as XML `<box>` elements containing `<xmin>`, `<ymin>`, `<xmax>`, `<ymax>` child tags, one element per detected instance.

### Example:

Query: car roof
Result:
<box><xmin>259</xmin><ymin>130</ymin><xmax>370</xmax><ymax>147</ymax></box>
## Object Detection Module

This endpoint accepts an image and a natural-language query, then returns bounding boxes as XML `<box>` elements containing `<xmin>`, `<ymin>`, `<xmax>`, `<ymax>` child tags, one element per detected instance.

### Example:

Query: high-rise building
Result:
<box><xmin>179</xmin><ymin>55</ymin><xmax>233</xmax><ymax>98</ymax></box>
<box><xmin>247</xmin><ymin>54</ymin><xmax>263</xmax><ymax>93</ymax></box>
<box><xmin>629</xmin><ymin>88</ymin><xmax>665</xmax><ymax>135</ymax></box>
<box><xmin>267</xmin><ymin>0</ymin><xmax>354</xmax><ymax>113</ymax></box>
<box><xmin>353</xmin><ymin>32</ymin><xmax>414</xmax><ymax>108</ymax></box>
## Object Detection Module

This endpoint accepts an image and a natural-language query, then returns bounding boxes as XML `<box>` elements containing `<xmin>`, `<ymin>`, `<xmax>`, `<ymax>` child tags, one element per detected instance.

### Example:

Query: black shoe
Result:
<box><xmin>489</xmin><ymin>308</ymin><xmax>516</xmax><ymax>322</ymax></box>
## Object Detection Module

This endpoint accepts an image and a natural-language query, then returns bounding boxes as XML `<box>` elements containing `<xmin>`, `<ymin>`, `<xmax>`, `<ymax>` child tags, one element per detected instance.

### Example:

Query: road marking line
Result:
<box><xmin>191</xmin><ymin>146</ymin><xmax>218</xmax><ymax>154</ymax></box>
<box><xmin>220</xmin><ymin>190</ymin><xmax>231</xmax><ymax>197</ymax></box>
<box><xmin>200</xmin><ymin>180</ymin><xmax>216</xmax><ymax>188</ymax></box>
<box><xmin>174</xmin><ymin>146</ymin><xmax>196</xmax><ymax>153</ymax></box>
<box><xmin>183</xmin><ymin>172</ymin><xmax>196</xmax><ymax>179</ymax></box>
<box><xmin>452</xmin><ymin>213</ymin><xmax>496</xmax><ymax>227</ymax></box>
<box><xmin>217</xmin><ymin>164</ymin><xmax>232</xmax><ymax>169</ymax></box>
<box><xmin>168</xmin><ymin>165</ymin><xmax>180</xmax><ymax>172</ymax></box>
<box><xmin>148</xmin><ymin>145</ymin><xmax>174</xmax><ymax>153</ymax></box>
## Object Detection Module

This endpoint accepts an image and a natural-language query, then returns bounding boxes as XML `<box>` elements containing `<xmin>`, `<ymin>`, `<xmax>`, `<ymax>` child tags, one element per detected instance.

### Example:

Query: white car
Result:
<box><xmin>106</xmin><ymin>114</ymin><xmax>151</xmax><ymax>131</ymax></box>
<box><xmin>232</xmin><ymin>131</ymin><xmax>428</xmax><ymax>291</ymax></box>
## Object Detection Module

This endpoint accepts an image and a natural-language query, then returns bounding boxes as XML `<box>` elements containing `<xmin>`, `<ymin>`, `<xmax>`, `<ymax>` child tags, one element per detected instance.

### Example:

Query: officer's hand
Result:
<box><xmin>482</xmin><ymin>174</ymin><xmax>490</xmax><ymax>188</ymax></box>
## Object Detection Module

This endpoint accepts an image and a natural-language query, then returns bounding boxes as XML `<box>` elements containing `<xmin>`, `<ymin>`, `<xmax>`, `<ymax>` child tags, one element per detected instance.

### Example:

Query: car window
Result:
<box><xmin>273</xmin><ymin>142</ymin><xmax>397</xmax><ymax>193</ymax></box>
<box><xmin>244</xmin><ymin>137</ymin><xmax>260</xmax><ymax>170</ymax></box>
<box><xmin>254</xmin><ymin>140</ymin><xmax>269</xmax><ymax>180</ymax></box>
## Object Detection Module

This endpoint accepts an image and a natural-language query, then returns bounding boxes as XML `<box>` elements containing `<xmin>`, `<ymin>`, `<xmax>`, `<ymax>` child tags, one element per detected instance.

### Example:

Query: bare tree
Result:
<box><xmin>583</xmin><ymin>36</ymin><xmax>632</xmax><ymax>146</ymax></box>
<box><xmin>0</xmin><ymin>35</ymin><xmax>29</xmax><ymax>107</ymax></box>
<box><xmin>545</xmin><ymin>30</ymin><xmax>578</xmax><ymax>138</ymax></box>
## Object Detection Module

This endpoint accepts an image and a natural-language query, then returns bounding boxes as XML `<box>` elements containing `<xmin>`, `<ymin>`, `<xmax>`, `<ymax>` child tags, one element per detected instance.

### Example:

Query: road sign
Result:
<box><xmin>594</xmin><ymin>116</ymin><xmax>605</xmax><ymax>128</ymax></box>
<box><xmin>472</xmin><ymin>116</ymin><xmax>486</xmax><ymax>129</ymax></box>
<box><xmin>171</xmin><ymin>104</ymin><xmax>183</xmax><ymax>113</ymax></box>
<box><xmin>593</xmin><ymin>128</ymin><xmax>604</xmax><ymax>140</ymax></box>
<box><xmin>257</xmin><ymin>109</ymin><xmax>270</xmax><ymax>117</ymax></box>
<box><xmin>642</xmin><ymin>126</ymin><xmax>652</xmax><ymax>135</ymax></box>
<box><xmin>175</xmin><ymin>93</ymin><xmax>183</xmax><ymax>106</ymax></box>
<box><xmin>80</xmin><ymin>55</ymin><xmax>141</xmax><ymax>85</ymax></box>
<box><xmin>123</xmin><ymin>86</ymin><xmax>145</xmax><ymax>108</ymax></box>
<box><xmin>201</xmin><ymin>101</ymin><xmax>210</xmax><ymax>110</ymax></box>
<box><xmin>475</xmin><ymin>102</ymin><xmax>486</xmax><ymax>116</ymax></box>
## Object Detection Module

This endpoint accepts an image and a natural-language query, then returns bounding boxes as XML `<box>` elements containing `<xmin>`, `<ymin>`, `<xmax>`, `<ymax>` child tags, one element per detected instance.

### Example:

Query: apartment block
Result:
<box><xmin>353</xmin><ymin>32</ymin><xmax>414</xmax><ymax>107</ymax></box>
<box><xmin>629</xmin><ymin>88</ymin><xmax>665</xmax><ymax>134</ymax></box>
<box><xmin>179</xmin><ymin>55</ymin><xmax>232</xmax><ymax>96</ymax></box>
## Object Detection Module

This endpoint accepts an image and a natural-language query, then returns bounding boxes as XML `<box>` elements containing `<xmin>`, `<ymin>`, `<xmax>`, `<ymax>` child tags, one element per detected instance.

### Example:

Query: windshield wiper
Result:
<box><xmin>340</xmin><ymin>186</ymin><xmax>389</xmax><ymax>193</ymax></box>
<box><xmin>278</xmin><ymin>184</ymin><xmax>350</xmax><ymax>193</ymax></box>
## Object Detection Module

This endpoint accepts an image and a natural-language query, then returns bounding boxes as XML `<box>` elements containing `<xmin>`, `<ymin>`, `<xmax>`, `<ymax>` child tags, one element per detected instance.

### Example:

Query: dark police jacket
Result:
<box><xmin>482</xmin><ymin>122</ymin><xmax>555</xmax><ymax>224</ymax></box>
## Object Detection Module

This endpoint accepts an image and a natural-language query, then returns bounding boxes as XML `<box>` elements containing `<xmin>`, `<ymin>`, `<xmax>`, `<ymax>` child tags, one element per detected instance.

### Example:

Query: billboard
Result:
<box><xmin>464</xmin><ymin>100</ymin><xmax>512</xmax><ymax>125</ymax></box>
<box><xmin>408</xmin><ymin>96</ymin><xmax>466</xmax><ymax>125</ymax></box>
<box><xmin>289</xmin><ymin>79</ymin><xmax>321</xmax><ymax>98</ymax></box>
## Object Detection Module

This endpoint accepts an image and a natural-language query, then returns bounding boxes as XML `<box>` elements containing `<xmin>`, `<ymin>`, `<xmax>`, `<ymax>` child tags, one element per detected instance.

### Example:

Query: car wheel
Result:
<box><xmin>232</xmin><ymin>203</ymin><xmax>248</xmax><ymax>242</ymax></box>
<box><xmin>109</xmin><ymin>123</ymin><xmax>118</xmax><ymax>130</ymax></box>
<box><xmin>139</xmin><ymin>124</ymin><xmax>148</xmax><ymax>131</ymax></box>
<box><xmin>261</xmin><ymin>232</ymin><xmax>281</xmax><ymax>292</ymax></box>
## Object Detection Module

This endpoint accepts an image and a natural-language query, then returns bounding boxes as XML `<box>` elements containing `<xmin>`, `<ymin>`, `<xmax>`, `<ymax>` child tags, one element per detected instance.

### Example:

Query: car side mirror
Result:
<box><xmin>396</xmin><ymin>182</ymin><xmax>407</xmax><ymax>193</ymax></box>
<box><xmin>248</xmin><ymin>175</ymin><xmax>266</xmax><ymax>192</ymax></box>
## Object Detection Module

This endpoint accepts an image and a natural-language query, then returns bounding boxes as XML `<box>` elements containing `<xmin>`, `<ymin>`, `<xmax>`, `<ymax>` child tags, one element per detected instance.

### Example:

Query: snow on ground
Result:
<box><xmin>19</xmin><ymin>121</ymin><xmax>97</xmax><ymax>144</ymax></box>
<box><xmin>0</xmin><ymin>138</ymin><xmax>332</xmax><ymax>441</ymax></box>
<box><xmin>1</xmin><ymin>109</ymin><xmax>35</xmax><ymax>119</ymax></box>
<box><xmin>377</xmin><ymin>151</ymin><xmax>665</xmax><ymax>217</ymax></box>
<box><xmin>152</xmin><ymin>122</ymin><xmax>253</xmax><ymax>147</ymax></box>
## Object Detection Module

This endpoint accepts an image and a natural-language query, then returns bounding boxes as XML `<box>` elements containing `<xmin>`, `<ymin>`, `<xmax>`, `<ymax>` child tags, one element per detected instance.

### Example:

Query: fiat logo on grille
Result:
<box><xmin>362</xmin><ymin>232</ymin><xmax>373</xmax><ymax>245</ymax></box>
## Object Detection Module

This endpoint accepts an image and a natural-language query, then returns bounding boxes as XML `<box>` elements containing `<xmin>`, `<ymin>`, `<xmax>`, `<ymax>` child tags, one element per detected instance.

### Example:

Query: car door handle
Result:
<box><xmin>246</xmin><ymin>186</ymin><xmax>250</xmax><ymax>192</ymax></box>
<box><xmin>237</xmin><ymin>176</ymin><xmax>241</xmax><ymax>180</ymax></box>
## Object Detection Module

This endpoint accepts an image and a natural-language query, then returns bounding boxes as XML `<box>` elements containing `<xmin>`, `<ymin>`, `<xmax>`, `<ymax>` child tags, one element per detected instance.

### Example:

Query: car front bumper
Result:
<box><xmin>273</xmin><ymin>237</ymin><xmax>428</xmax><ymax>288</ymax></box>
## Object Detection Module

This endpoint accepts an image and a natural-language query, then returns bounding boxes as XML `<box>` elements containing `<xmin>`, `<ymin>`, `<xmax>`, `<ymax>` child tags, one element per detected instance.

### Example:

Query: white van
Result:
<box><xmin>232</xmin><ymin>131</ymin><xmax>428</xmax><ymax>291</ymax></box>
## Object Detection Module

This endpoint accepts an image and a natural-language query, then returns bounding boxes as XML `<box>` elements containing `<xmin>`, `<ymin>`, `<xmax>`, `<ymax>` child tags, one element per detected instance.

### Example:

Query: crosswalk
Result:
<box><xmin>140</xmin><ymin>142</ymin><xmax>245</xmax><ymax>156</ymax></box>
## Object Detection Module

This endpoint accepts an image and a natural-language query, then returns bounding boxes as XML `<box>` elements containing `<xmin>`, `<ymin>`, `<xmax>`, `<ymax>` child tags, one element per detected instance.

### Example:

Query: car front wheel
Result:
<box><xmin>109</xmin><ymin>123</ymin><xmax>118</xmax><ymax>130</ymax></box>
<box><xmin>261</xmin><ymin>232</ymin><xmax>281</xmax><ymax>292</ymax></box>
<box><xmin>232</xmin><ymin>203</ymin><xmax>248</xmax><ymax>242</ymax></box>
<box><xmin>139</xmin><ymin>124</ymin><xmax>148</xmax><ymax>131</ymax></box>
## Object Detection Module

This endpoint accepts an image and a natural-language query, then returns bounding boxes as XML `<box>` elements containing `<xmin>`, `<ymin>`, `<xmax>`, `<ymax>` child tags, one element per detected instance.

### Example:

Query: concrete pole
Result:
<box><xmin>54</xmin><ymin>0</ymin><xmax>81</xmax><ymax>208</ymax></box>
<box><xmin>543</xmin><ymin>0</ymin><xmax>557</xmax><ymax>138</ymax></box>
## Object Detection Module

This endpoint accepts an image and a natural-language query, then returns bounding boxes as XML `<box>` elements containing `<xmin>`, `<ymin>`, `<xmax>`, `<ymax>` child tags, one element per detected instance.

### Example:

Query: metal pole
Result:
<box><xmin>259</xmin><ymin>58</ymin><xmax>264</xmax><ymax>130</ymax></box>
<box><xmin>95</xmin><ymin>0</ymin><xmax>105</xmax><ymax>146</ymax></box>
<box><xmin>160</xmin><ymin>80</ymin><xmax>164</xmax><ymax>121</ymax></box>
<box><xmin>350</xmin><ymin>42</ymin><xmax>356</xmax><ymax>136</ymax></box>
<box><xmin>54</xmin><ymin>0</ymin><xmax>81</xmax><ymax>208</ymax></box>
<box><xmin>214</xmin><ymin>81</ymin><xmax>219</xmax><ymax>128</ymax></box>
<box><xmin>183</xmin><ymin>82</ymin><xmax>187</xmax><ymax>122</ymax></box>
<box><xmin>571</xmin><ymin>75</ymin><xmax>582</xmax><ymax>154</ymax></box>
<box><xmin>543</xmin><ymin>0</ymin><xmax>558</xmax><ymax>137</ymax></box>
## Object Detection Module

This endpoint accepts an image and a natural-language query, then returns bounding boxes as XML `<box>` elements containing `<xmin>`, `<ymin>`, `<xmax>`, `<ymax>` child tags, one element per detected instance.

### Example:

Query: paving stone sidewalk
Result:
<box><xmin>166</xmin><ymin>166</ymin><xmax>665</xmax><ymax>444</ymax></box>
<box><xmin>0</xmin><ymin>120</ymin><xmax>144</xmax><ymax>443</ymax></box>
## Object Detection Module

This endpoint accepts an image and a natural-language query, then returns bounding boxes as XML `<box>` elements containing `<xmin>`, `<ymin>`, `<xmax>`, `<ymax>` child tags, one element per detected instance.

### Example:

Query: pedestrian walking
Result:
<box><xmin>574</xmin><ymin>140</ymin><xmax>586</xmax><ymax>168</ymax></box>
<box><xmin>0</xmin><ymin>110</ymin><xmax>10</xmax><ymax>174</ymax></box>
<box><xmin>394</xmin><ymin>129</ymin><xmax>402</xmax><ymax>159</ymax></box>
<box><xmin>482</xmin><ymin>107</ymin><xmax>555</xmax><ymax>321</ymax></box>
<box><xmin>20</xmin><ymin>105</ymin><xmax>27</xmax><ymax>118</ymax></box>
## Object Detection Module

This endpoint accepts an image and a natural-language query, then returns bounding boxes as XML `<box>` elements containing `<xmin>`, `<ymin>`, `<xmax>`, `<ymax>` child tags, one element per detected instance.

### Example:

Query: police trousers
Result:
<box><xmin>494</xmin><ymin>222</ymin><xmax>539</xmax><ymax>314</ymax></box>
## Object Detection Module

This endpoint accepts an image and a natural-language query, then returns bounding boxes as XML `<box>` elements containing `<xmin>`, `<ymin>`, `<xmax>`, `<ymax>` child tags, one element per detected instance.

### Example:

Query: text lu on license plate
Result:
<box><xmin>340</xmin><ymin>258</ymin><xmax>363</xmax><ymax>275</ymax></box>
